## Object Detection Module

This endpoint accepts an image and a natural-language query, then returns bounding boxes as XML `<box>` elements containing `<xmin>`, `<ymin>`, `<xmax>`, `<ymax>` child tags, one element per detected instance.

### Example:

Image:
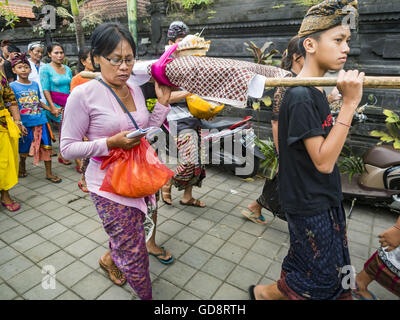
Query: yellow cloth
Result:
<box><xmin>0</xmin><ymin>109</ymin><xmax>20</xmax><ymax>191</ymax></box>
<box><xmin>298</xmin><ymin>0</ymin><xmax>358</xmax><ymax>38</ymax></box>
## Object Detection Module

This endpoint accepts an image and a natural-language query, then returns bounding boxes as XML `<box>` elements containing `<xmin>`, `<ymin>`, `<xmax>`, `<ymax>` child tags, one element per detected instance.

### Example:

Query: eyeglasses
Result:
<box><xmin>102</xmin><ymin>55</ymin><xmax>135</xmax><ymax>66</ymax></box>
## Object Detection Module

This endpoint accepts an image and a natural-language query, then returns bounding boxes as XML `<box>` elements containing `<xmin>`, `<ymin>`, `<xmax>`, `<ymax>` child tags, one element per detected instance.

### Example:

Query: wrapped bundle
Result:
<box><xmin>148</xmin><ymin>43</ymin><xmax>290</xmax><ymax>108</ymax></box>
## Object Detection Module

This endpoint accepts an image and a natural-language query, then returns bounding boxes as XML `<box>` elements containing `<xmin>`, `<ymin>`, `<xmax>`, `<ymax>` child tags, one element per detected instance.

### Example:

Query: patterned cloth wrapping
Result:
<box><xmin>298</xmin><ymin>0</ymin><xmax>359</xmax><ymax>37</ymax></box>
<box><xmin>148</xmin><ymin>56</ymin><xmax>290</xmax><ymax>108</ymax></box>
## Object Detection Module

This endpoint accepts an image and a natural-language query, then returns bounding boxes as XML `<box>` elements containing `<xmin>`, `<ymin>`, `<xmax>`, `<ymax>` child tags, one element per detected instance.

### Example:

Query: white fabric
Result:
<box><xmin>128</xmin><ymin>60</ymin><xmax>157</xmax><ymax>87</ymax></box>
<box><xmin>248</xmin><ymin>74</ymin><xmax>267</xmax><ymax>99</ymax></box>
<box><xmin>382</xmin><ymin>246</ymin><xmax>400</xmax><ymax>271</ymax></box>
<box><xmin>28</xmin><ymin>58</ymin><xmax>46</xmax><ymax>103</ymax></box>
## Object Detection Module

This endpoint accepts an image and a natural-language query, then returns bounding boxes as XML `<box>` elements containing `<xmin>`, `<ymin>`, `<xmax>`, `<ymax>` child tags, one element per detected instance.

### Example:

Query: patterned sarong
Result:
<box><xmin>364</xmin><ymin>250</ymin><xmax>400</xmax><ymax>297</ymax></box>
<box><xmin>172</xmin><ymin>128</ymin><xmax>206</xmax><ymax>190</ymax></box>
<box><xmin>148</xmin><ymin>56</ymin><xmax>290</xmax><ymax>108</ymax></box>
<box><xmin>19</xmin><ymin>124</ymin><xmax>52</xmax><ymax>165</ymax></box>
<box><xmin>277</xmin><ymin>205</ymin><xmax>353</xmax><ymax>300</ymax></box>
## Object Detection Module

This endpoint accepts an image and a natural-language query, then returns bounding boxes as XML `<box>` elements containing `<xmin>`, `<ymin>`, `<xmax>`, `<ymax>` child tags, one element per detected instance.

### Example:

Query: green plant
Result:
<box><xmin>254</xmin><ymin>138</ymin><xmax>278</xmax><ymax>179</ymax></box>
<box><xmin>338</xmin><ymin>145</ymin><xmax>364</xmax><ymax>183</ymax></box>
<box><xmin>370</xmin><ymin>109</ymin><xmax>400</xmax><ymax>149</ymax></box>
<box><xmin>0</xmin><ymin>0</ymin><xmax>20</xmax><ymax>30</ymax></box>
<box><xmin>168</xmin><ymin>0</ymin><xmax>213</xmax><ymax>12</ymax></box>
<box><xmin>293</xmin><ymin>0</ymin><xmax>321</xmax><ymax>6</ymax></box>
<box><xmin>244</xmin><ymin>41</ymin><xmax>280</xmax><ymax>66</ymax></box>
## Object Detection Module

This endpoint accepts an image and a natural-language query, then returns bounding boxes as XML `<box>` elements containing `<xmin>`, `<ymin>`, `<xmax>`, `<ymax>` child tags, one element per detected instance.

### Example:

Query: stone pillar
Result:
<box><xmin>148</xmin><ymin>0</ymin><xmax>167</xmax><ymax>56</ymax></box>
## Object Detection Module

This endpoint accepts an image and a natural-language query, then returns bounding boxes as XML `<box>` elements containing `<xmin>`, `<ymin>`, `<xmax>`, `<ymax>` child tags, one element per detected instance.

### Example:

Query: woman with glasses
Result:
<box><xmin>40</xmin><ymin>42</ymin><xmax>71</xmax><ymax>165</ymax></box>
<box><xmin>60</xmin><ymin>22</ymin><xmax>172</xmax><ymax>300</ymax></box>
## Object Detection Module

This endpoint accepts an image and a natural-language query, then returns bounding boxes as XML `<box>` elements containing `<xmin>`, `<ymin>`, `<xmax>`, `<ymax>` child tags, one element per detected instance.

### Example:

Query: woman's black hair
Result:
<box><xmin>280</xmin><ymin>35</ymin><xmax>302</xmax><ymax>71</ymax></box>
<box><xmin>90</xmin><ymin>22</ymin><xmax>136</xmax><ymax>72</ymax></box>
<box><xmin>47</xmin><ymin>42</ymin><xmax>64</xmax><ymax>54</ymax></box>
<box><xmin>77</xmin><ymin>47</ymin><xmax>91</xmax><ymax>72</ymax></box>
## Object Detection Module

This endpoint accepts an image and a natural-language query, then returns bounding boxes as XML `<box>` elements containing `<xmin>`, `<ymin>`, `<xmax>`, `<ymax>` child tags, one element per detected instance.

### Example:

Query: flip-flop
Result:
<box><xmin>351</xmin><ymin>284</ymin><xmax>377</xmax><ymax>300</ymax></box>
<box><xmin>1</xmin><ymin>201</ymin><xmax>21</xmax><ymax>212</ymax></box>
<box><xmin>248</xmin><ymin>285</ymin><xmax>256</xmax><ymax>300</ymax></box>
<box><xmin>46</xmin><ymin>176</ymin><xmax>62</xmax><ymax>184</ymax></box>
<box><xmin>149</xmin><ymin>246</ymin><xmax>174</xmax><ymax>265</ymax></box>
<box><xmin>241</xmin><ymin>209</ymin><xmax>267</xmax><ymax>225</ymax></box>
<box><xmin>78</xmin><ymin>181</ymin><xmax>89</xmax><ymax>193</ymax></box>
<box><xmin>18</xmin><ymin>172</ymin><xmax>28</xmax><ymax>178</ymax></box>
<box><xmin>179</xmin><ymin>198</ymin><xmax>206</xmax><ymax>208</ymax></box>
<box><xmin>161</xmin><ymin>187</ymin><xmax>172</xmax><ymax>205</ymax></box>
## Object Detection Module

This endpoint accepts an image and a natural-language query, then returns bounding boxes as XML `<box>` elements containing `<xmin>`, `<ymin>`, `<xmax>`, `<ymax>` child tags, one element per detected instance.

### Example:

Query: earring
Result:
<box><xmin>94</xmin><ymin>63</ymin><xmax>100</xmax><ymax>68</ymax></box>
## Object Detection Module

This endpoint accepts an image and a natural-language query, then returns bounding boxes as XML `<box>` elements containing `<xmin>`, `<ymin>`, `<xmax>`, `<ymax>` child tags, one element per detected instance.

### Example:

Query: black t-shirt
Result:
<box><xmin>140</xmin><ymin>82</ymin><xmax>201</xmax><ymax>133</ymax></box>
<box><xmin>278</xmin><ymin>86</ymin><xmax>342</xmax><ymax>216</ymax></box>
<box><xmin>4</xmin><ymin>60</ymin><xmax>16</xmax><ymax>82</ymax></box>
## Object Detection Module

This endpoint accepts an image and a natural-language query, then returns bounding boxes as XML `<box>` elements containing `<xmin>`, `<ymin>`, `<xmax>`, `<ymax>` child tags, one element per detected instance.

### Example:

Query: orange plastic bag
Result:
<box><xmin>99</xmin><ymin>138</ymin><xmax>174</xmax><ymax>198</ymax></box>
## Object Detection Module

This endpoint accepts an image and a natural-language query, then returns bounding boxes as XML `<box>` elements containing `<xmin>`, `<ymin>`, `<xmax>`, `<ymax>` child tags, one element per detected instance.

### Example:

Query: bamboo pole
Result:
<box><xmin>264</xmin><ymin>76</ymin><xmax>400</xmax><ymax>89</ymax></box>
<box><xmin>80</xmin><ymin>71</ymin><xmax>400</xmax><ymax>89</ymax></box>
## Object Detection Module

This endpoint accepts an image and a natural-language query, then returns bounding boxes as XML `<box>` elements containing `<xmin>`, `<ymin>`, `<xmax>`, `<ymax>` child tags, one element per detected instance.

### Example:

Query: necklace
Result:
<box><xmin>115</xmin><ymin>86</ymin><xmax>130</xmax><ymax>99</ymax></box>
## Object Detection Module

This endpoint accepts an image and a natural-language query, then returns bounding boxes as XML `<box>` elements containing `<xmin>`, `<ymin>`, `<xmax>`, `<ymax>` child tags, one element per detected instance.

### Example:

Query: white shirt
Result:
<box><xmin>28</xmin><ymin>58</ymin><xmax>45</xmax><ymax>103</ymax></box>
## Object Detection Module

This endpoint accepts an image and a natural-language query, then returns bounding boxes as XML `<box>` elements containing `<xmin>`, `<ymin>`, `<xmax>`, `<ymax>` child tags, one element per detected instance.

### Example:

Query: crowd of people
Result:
<box><xmin>0</xmin><ymin>0</ymin><xmax>399</xmax><ymax>300</ymax></box>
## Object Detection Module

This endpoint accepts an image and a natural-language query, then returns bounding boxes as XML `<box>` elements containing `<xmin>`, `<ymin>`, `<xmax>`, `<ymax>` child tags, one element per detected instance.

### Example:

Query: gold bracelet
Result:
<box><xmin>14</xmin><ymin>120</ymin><xmax>22</xmax><ymax>125</ymax></box>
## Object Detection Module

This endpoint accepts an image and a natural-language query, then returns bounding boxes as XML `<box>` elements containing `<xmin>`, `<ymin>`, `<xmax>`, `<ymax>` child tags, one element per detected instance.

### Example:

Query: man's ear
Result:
<box><xmin>303</xmin><ymin>37</ymin><xmax>317</xmax><ymax>55</ymax></box>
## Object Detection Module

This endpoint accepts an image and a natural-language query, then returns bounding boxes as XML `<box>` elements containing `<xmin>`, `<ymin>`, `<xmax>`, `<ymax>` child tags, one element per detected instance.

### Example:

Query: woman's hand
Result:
<box><xmin>378</xmin><ymin>225</ymin><xmax>400</xmax><ymax>252</ymax></box>
<box><xmin>155</xmin><ymin>81</ymin><xmax>172</xmax><ymax>106</ymax></box>
<box><xmin>106</xmin><ymin>131</ymin><xmax>141</xmax><ymax>150</ymax></box>
<box><xmin>17</xmin><ymin>123</ymin><xmax>28</xmax><ymax>136</ymax></box>
<box><xmin>51</xmin><ymin>108</ymin><xmax>60</xmax><ymax>118</ymax></box>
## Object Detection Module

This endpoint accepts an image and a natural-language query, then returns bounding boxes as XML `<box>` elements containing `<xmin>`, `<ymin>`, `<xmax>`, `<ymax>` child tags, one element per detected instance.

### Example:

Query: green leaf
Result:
<box><xmin>381</xmin><ymin>135</ymin><xmax>395</xmax><ymax>143</ymax></box>
<box><xmin>261</xmin><ymin>96</ymin><xmax>272</xmax><ymax>107</ymax></box>
<box><xmin>370</xmin><ymin>130</ymin><xmax>387</xmax><ymax>138</ymax></box>
<box><xmin>394</xmin><ymin>138</ymin><xmax>400</xmax><ymax>149</ymax></box>
<box><xmin>252</xmin><ymin>101</ymin><xmax>260</xmax><ymax>111</ymax></box>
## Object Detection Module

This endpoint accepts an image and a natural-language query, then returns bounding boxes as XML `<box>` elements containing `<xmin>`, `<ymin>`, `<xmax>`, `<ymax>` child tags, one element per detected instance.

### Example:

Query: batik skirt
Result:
<box><xmin>364</xmin><ymin>249</ymin><xmax>400</xmax><ymax>297</ymax></box>
<box><xmin>172</xmin><ymin>128</ymin><xmax>206</xmax><ymax>190</ymax></box>
<box><xmin>277</xmin><ymin>204</ymin><xmax>353</xmax><ymax>300</ymax></box>
<box><xmin>90</xmin><ymin>193</ymin><xmax>153</xmax><ymax>300</ymax></box>
<box><xmin>19</xmin><ymin>123</ymin><xmax>52</xmax><ymax>165</ymax></box>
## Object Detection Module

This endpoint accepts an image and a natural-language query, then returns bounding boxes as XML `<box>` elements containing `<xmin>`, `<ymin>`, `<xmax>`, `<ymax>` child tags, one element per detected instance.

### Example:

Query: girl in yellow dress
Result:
<box><xmin>0</xmin><ymin>57</ymin><xmax>27</xmax><ymax>212</ymax></box>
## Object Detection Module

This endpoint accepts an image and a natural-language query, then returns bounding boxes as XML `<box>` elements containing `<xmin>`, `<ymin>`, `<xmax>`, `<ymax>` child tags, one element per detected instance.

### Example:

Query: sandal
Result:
<box><xmin>78</xmin><ymin>181</ymin><xmax>89</xmax><ymax>193</ymax></box>
<box><xmin>149</xmin><ymin>246</ymin><xmax>174</xmax><ymax>265</ymax></box>
<box><xmin>241</xmin><ymin>209</ymin><xmax>267</xmax><ymax>225</ymax></box>
<box><xmin>161</xmin><ymin>185</ymin><xmax>172</xmax><ymax>205</ymax></box>
<box><xmin>1</xmin><ymin>201</ymin><xmax>21</xmax><ymax>212</ymax></box>
<box><xmin>179</xmin><ymin>198</ymin><xmax>206</xmax><ymax>208</ymax></box>
<box><xmin>351</xmin><ymin>284</ymin><xmax>377</xmax><ymax>300</ymax></box>
<box><xmin>58</xmin><ymin>156</ymin><xmax>72</xmax><ymax>165</ymax></box>
<box><xmin>75</xmin><ymin>165</ymin><xmax>82</xmax><ymax>174</ymax></box>
<box><xmin>248</xmin><ymin>285</ymin><xmax>256</xmax><ymax>300</ymax></box>
<box><xmin>99</xmin><ymin>258</ymin><xmax>126</xmax><ymax>286</ymax></box>
<box><xmin>18</xmin><ymin>171</ymin><xmax>28</xmax><ymax>178</ymax></box>
<box><xmin>46</xmin><ymin>176</ymin><xmax>62</xmax><ymax>184</ymax></box>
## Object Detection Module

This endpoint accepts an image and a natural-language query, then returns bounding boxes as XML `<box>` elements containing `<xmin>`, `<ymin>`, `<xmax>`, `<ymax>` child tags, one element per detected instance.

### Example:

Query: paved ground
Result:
<box><xmin>1</xmin><ymin>142</ymin><xmax>399</xmax><ymax>300</ymax></box>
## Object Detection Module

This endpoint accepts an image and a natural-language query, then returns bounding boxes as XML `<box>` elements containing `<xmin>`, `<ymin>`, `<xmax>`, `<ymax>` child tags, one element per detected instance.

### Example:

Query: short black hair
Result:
<box><xmin>7</xmin><ymin>44</ymin><xmax>21</xmax><ymax>53</ymax></box>
<box><xmin>90</xmin><ymin>22</ymin><xmax>136</xmax><ymax>72</ymax></box>
<box><xmin>47</xmin><ymin>42</ymin><xmax>64</xmax><ymax>54</ymax></box>
<box><xmin>77</xmin><ymin>46</ymin><xmax>91</xmax><ymax>72</ymax></box>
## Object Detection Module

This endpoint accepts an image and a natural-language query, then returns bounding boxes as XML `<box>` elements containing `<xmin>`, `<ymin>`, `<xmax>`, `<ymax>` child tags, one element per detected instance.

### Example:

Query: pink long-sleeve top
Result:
<box><xmin>60</xmin><ymin>79</ymin><xmax>171</xmax><ymax>214</ymax></box>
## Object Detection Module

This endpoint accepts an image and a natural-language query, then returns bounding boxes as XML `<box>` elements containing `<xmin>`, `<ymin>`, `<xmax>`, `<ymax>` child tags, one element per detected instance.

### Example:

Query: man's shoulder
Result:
<box><xmin>285</xmin><ymin>86</ymin><xmax>314</xmax><ymax>102</ymax></box>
